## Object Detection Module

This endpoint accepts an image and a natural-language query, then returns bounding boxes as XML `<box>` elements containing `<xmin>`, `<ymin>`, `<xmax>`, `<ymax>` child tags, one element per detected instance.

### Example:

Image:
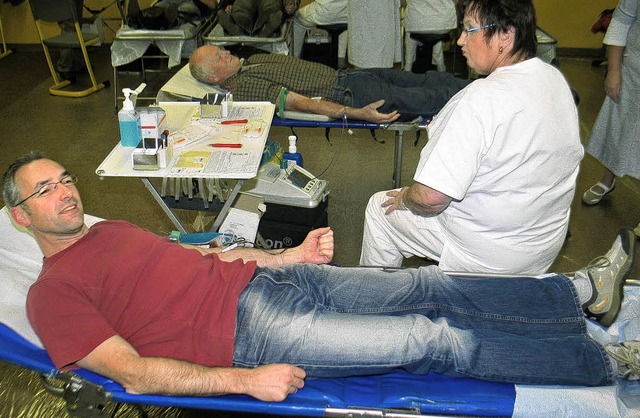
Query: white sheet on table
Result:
<box><xmin>111</xmin><ymin>24</ymin><xmax>200</xmax><ymax>69</ymax></box>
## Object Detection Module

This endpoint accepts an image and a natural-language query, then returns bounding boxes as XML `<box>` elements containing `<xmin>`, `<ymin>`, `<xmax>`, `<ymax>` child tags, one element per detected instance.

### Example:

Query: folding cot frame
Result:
<box><xmin>202</xmin><ymin>18</ymin><xmax>293</xmax><ymax>55</ymax></box>
<box><xmin>273</xmin><ymin>115</ymin><xmax>429</xmax><ymax>188</ymax></box>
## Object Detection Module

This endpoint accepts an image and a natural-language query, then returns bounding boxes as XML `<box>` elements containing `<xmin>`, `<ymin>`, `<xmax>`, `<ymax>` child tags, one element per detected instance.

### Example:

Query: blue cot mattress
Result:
<box><xmin>0</xmin><ymin>322</ymin><xmax>515</xmax><ymax>417</ymax></box>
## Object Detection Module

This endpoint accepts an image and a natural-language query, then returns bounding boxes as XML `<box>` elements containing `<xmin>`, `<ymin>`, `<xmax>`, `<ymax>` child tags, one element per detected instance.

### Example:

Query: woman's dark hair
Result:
<box><xmin>456</xmin><ymin>0</ymin><xmax>537</xmax><ymax>60</ymax></box>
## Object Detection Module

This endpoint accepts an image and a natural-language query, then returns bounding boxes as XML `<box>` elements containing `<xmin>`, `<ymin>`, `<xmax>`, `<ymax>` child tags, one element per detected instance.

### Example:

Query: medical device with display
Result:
<box><xmin>241</xmin><ymin>162</ymin><xmax>328</xmax><ymax>208</ymax></box>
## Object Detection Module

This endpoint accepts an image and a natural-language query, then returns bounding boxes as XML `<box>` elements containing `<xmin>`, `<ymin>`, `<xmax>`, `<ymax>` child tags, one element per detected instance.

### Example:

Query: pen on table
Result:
<box><xmin>210</xmin><ymin>143</ymin><xmax>242</xmax><ymax>148</ymax></box>
<box><xmin>220</xmin><ymin>119</ymin><xmax>248</xmax><ymax>125</ymax></box>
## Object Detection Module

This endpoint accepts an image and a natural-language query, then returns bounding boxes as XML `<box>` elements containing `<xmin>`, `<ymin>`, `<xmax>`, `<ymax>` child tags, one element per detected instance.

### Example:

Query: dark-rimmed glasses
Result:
<box><xmin>15</xmin><ymin>175</ymin><xmax>78</xmax><ymax>206</ymax></box>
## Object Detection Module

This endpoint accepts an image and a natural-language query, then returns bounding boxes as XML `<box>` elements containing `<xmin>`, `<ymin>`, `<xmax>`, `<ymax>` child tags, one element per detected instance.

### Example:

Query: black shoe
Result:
<box><xmin>58</xmin><ymin>71</ymin><xmax>77</xmax><ymax>84</ymax></box>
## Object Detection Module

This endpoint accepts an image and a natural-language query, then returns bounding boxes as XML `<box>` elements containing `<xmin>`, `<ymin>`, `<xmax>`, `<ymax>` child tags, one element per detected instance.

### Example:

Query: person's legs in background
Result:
<box><xmin>404</xmin><ymin>33</ymin><xmax>447</xmax><ymax>72</ymax></box>
<box><xmin>292</xmin><ymin>0</ymin><xmax>348</xmax><ymax>58</ymax></box>
<box><xmin>56</xmin><ymin>19</ymin><xmax>84</xmax><ymax>83</ymax></box>
<box><xmin>582</xmin><ymin>167</ymin><xmax>616</xmax><ymax>205</ymax></box>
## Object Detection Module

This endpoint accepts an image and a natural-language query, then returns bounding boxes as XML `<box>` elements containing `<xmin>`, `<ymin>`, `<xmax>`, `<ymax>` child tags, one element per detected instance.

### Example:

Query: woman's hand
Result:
<box><xmin>381</xmin><ymin>187</ymin><xmax>408</xmax><ymax>215</ymax></box>
<box><xmin>604</xmin><ymin>69</ymin><xmax>622</xmax><ymax>102</ymax></box>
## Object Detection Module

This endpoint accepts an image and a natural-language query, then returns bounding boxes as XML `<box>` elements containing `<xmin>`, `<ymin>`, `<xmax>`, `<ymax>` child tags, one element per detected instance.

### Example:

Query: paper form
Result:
<box><xmin>173</xmin><ymin>150</ymin><xmax>211</xmax><ymax>170</ymax></box>
<box><xmin>170</xmin><ymin>120</ymin><xmax>220</xmax><ymax>149</ymax></box>
<box><xmin>227</xmin><ymin>106</ymin><xmax>266</xmax><ymax>119</ymax></box>
<box><xmin>203</xmin><ymin>151</ymin><xmax>262</xmax><ymax>174</ymax></box>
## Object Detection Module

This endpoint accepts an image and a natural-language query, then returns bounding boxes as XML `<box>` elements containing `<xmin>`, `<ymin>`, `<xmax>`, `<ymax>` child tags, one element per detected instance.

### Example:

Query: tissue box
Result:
<box><xmin>138</xmin><ymin>107</ymin><xmax>167</xmax><ymax>138</ymax></box>
<box><xmin>131</xmin><ymin>137</ymin><xmax>172</xmax><ymax>170</ymax></box>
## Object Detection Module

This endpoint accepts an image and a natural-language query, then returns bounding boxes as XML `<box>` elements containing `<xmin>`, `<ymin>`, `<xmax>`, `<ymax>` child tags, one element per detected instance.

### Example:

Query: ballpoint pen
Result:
<box><xmin>210</xmin><ymin>143</ymin><xmax>242</xmax><ymax>148</ymax></box>
<box><xmin>220</xmin><ymin>119</ymin><xmax>248</xmax><ymax>125</ymax></box>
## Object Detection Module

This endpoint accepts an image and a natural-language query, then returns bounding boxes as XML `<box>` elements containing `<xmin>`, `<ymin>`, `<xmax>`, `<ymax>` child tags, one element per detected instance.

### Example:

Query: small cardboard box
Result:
<box><xmin>219</xmin><ymin>193</ymin><xmax>266</xmax><ymax>246</ymax></box>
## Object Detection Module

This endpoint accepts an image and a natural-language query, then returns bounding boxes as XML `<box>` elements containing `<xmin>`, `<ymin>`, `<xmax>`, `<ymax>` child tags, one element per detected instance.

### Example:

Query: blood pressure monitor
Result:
<box><xmin>241</xmin><ymin>162</ymin><xmax>328</xmax><ymax>208</ymax></box>
<box><xmin>286</xmin><ymin>164</ymin><xmax>321</xmax><ymax>195</ymax></box>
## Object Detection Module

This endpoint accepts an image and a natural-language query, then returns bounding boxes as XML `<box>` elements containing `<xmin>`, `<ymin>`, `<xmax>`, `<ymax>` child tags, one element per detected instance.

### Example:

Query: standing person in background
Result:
<box><xmin>582</xmin><ymin>0</ymin><xmax>640</xmax><ymax>217</ymax></box>
<box><xmin>292</xmin><ymin>0</ymin><xmax>348</xmax><ymax>63</ymax></box>
<box><xmin>347</xmin><ymin>0</ymin><xmax>403</xmax><ymax>68</ymax></box>
<box><xmin>403</xmin><ymin>0</ymin><xmax>458</xmax><ymax>72</ymax></box>
<box><xmin>360</xmin><ymin>0</ymin><xmax>584</xmax><ymax>274</ymax></box>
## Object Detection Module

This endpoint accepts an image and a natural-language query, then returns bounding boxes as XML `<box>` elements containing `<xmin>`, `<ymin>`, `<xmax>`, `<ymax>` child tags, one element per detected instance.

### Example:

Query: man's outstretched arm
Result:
<box><xmin>284</xmin><ymin>91</ymin><xmax>400</xmax><ymax>124</ymax></box>
<box><xmin>183</xmin><ymin>227</ymin><xmax>334</xmax><ymax>267</ymax></box>
<box><xmin>77</xmin><ymin>335</ymin><xmax>305</xmax><ymax>401</ymax></box>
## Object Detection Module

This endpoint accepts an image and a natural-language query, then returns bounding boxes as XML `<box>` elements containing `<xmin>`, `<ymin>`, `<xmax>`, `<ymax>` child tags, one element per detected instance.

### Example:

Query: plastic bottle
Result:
<box><xmin>118</xmin><ymin>88</ymin><xmax>142</xmax><ymax>147</ymax></box>
<box><xmin>283</xmin><ymin>135</ymin><xmax>303</xmax><ymax>168</ymax></box>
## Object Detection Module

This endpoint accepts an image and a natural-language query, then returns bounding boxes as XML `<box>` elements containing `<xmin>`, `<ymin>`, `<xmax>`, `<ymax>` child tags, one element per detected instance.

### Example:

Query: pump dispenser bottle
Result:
<box><xmin>283</xmin><ymin>135</ymin><xmax>303</xmax><ymax>168</ymax></box>
<box><xmin>118</xmin><ymin>88</ymin><xmax>142</xmax><ymax>147</ymax></box>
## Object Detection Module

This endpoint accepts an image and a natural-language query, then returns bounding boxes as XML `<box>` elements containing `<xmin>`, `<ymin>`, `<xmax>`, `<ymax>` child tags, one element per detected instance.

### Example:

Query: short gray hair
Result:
<box><xmin>188</xmin><ymin>46</ymin><xmax>217</xmax><ymax>85</ymax></box>
<box><xmin>2</xmin><ymin>151</ymin><xmax>46</xmax><ymax>208</ymax></box>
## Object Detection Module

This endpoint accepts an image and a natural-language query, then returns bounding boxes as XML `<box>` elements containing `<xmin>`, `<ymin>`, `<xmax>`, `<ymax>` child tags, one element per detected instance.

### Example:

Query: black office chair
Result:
<box><xmin>28</xmin><ymin>0</ymin><xmax>109</xmax><ymax>97</ymax></box>
<box><xmin>409</xmin><ymin>32</ymin><xmax>452</xmax><ymax>73</ymax></box>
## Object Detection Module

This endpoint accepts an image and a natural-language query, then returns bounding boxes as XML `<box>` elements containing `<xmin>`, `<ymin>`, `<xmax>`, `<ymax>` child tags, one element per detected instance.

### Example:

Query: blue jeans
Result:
<box><xmin>233</xmin><ymin>264</ymin><xmax>613</xmax><ymax>386</ymax></box>
<box><xmin>332</xmin><ymin>69</ymin><xmax>470</xmax><ymax>121</ymax></box>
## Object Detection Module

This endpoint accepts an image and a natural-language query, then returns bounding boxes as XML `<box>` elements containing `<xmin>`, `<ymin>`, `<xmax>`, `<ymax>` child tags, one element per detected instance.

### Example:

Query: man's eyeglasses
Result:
<box><xmin>462</xmin><ymin>23</ymin><xmax>496</xmax><ymax>36</ymax></box>
<box><xmin>15</xmin><ymin>175</ymin><xmax>78</xmax><ymax>206</ymax></box>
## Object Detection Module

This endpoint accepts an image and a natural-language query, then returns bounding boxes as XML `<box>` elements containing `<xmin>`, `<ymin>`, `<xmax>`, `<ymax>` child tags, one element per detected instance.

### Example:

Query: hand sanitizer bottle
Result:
<box><xmin>283</xmin><ymin>135</ymin><xmax>303</xmax><ymax>168</ymax></box>
<box><xmin>118</xmin><ymin>88</ymin><xmax>142</xmax><ymax>147</ymax></box>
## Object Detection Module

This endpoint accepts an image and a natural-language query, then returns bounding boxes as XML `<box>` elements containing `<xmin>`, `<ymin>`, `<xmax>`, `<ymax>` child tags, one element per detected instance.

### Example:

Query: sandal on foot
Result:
<box><xmin>582</xmin><ymin>180</ymin><xmax>616</xmax><ymax>205</ymax></box>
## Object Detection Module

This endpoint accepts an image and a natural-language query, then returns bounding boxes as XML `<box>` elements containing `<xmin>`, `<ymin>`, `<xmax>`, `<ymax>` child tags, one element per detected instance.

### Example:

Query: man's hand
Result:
<box><xmin>243</xmin><ymin>364</ymin><xmax>306</xmax><ymax>402</ymax></box>
<box><xmin>282</xmin><ymin>227</ymin><xmax>334</xmax><ymax>265</ymax></box>
<box><xmin>353</xmin><ymin>100</ymin><xmax>401</xmax><ymax>124</ymax></box>
<box><xmin>298</xmin><ymin>226</ymin><xmax>334</xmax><ymax>264</ymax></box>
<box><xmin>77</xmin><ymin>335</ymin><xmax>306</xmax><ymax>401</ymax></box>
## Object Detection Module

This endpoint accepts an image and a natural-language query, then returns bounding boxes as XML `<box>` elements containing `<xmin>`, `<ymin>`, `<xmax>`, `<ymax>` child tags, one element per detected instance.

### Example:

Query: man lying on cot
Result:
<box><xmin>3</xmin><ymin>152</ymin><xmax>640</xmax><ymax>402</ymax></box>
<box><xmin>188</xmin><ymin>45</ymin><xmax>471</xmax><ymax>123</ymax></box>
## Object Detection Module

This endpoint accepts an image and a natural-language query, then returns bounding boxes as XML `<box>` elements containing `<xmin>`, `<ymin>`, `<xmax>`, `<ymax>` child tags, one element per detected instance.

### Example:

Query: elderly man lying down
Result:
<box><xmin>188</xmin><ymin>45</ymin><xmax>471</xmax><ymax>123</ymax></box>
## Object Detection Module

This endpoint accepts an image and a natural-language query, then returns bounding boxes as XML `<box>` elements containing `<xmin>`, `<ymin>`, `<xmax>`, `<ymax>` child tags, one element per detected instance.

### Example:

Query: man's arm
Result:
<box><xmin>284</xmin><ymin>91</ymin><xmax>400</xmax><ymax>124</ymax></box>
<box><xmin>381</xmin><ymin>183</ymin><xmax>452</xmax><ymax>217</ymax></box>
<box><xmin>77</xmin><ymin>335</ymin><xmax>305</xmax><ymax>401</ymax></box>
<box><xmin>182</xmin><ymin>227</ymin><xmax>334</xmax><ymax>267</ymax></box>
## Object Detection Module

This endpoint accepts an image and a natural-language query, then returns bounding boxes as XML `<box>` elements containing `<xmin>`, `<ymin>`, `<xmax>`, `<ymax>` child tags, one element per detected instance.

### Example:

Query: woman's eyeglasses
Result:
<box><xmin>462</xmin><ymin>23</ymin><xmax>496</xmax><ymax>36</ymax></box>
